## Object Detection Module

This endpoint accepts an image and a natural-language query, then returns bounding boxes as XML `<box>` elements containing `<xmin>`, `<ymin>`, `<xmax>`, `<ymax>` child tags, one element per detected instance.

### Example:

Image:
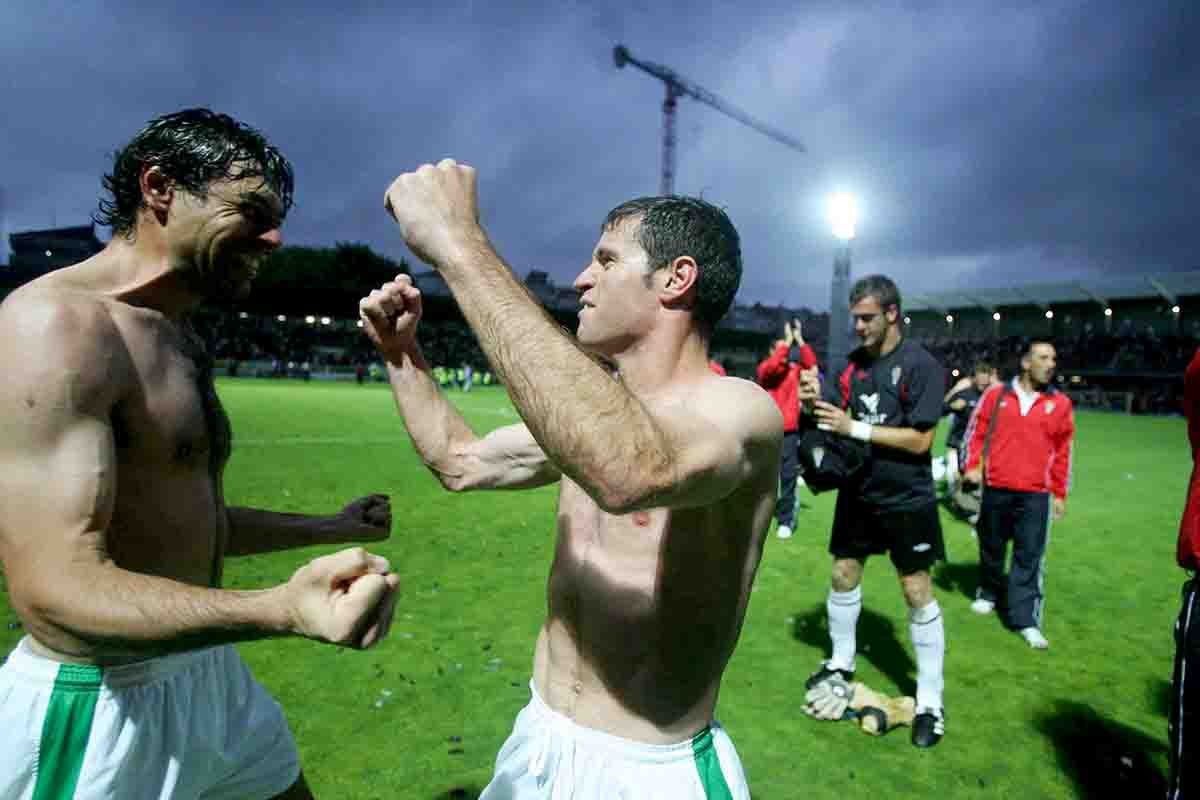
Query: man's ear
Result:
<box><xmin>885</xmin><ymin>305</ymin><xmax>900</xmax><ymax>325</ymax></box>
<box><xmin>139</xmin><ymin>165</ymin><xmax>175</xmax><ymax>224</ymax></box>
<box><xmin>660</xmin><ymin>255</ymin><xmax>699</xmax><ymax>310</ymax></box>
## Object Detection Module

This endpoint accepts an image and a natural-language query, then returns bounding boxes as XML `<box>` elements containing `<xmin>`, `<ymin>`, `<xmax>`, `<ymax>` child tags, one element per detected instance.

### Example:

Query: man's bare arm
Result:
<box><xmin>382</xmin><ymin>162</ymin><xmax>781</xmax><ymax>511</ymax></box>
<box><xmin>360</xmin><ymin>276</ymin><xmax>561</xmax><ymax>492</ymax></box>
<box><xmin>0</xmin><ymin>295</ymin><xmax>397</xmax><ymax>657</ymax></box>
<box><xmin>226</xmin><ymin>493</ymin><xmax>391</xmax><ymax>556</ymax></box>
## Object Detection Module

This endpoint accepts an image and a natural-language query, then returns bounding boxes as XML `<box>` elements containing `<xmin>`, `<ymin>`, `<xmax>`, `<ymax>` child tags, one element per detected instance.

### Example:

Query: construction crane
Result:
<box><xmin>613</xmin><ymin>44</ymin><xmax>805</xmax><ymax>195</ymax></box>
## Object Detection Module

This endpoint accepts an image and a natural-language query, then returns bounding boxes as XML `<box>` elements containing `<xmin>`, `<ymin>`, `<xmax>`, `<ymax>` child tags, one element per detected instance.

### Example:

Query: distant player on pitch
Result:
<box><xmin>361</xmin><ymin>161</ymin><xmax>782</xmax><ymax>798</ymax></box>
<box><xmin>797</xmin><ymin>274</ymin><xmax>948</xmax><ymax>748</ymax></box>
<box><xmin>962</xmin><ymin>341</ymin><xmax>1074</xmax><ymax>650</ymax></box>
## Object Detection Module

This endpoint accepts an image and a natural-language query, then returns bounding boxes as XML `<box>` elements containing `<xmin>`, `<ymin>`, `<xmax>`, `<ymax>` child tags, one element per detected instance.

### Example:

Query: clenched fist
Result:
<box><xmin>282</xmin><ymin>547</ymin><xmax>400</xmax><ymax>649</ymax></box>
<box><xmin>383</xmin><ymin>159</ymin><xmax>484</xmax><ymax>269</ymax></box>
<box><xmin>360</xmin><ymin>274</ymin><xmax>423</xmax><ymax>364</ymax></box>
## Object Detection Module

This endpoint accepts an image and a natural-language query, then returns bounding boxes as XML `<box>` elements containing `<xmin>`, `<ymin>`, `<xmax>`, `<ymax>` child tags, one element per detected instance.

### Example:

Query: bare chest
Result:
<box><xmin>112</xmin><ymin>318</ymin><xmax>231</xmax><ymax>474</ymax></box>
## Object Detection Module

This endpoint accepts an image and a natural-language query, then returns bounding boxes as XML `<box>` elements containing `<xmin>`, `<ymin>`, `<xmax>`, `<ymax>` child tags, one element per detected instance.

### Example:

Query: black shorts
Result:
<box><xmin>1169</xmin><ymin>575</ymin><xmax>1199</xmax><ymax>799</ymax></box>
<box><xmin>830</xmin><ymin>494</ymin><xmax>945</xmax><ymax>574</ymax></box>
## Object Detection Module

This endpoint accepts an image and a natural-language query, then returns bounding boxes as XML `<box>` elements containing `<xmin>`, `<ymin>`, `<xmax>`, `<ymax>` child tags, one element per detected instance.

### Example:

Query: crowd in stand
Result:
<box><xmin>193</xmin><ymin>309</ymin><xmax>1194</xmax><ymax>415</ymax></box>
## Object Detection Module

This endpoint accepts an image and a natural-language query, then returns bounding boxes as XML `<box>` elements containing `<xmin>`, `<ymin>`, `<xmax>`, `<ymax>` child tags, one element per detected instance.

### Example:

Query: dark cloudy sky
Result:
<box><xmin>1</xmin><ymin>0</ymin><xmax>1196</xmax><ymax>310</ymax></box>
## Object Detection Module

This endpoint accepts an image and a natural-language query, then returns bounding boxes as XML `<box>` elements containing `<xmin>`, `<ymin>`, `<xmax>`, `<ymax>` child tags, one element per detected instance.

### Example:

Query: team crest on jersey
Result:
<box><xmin>892</xmin><ymin>366</ymin><xmax>902</xmax><ymax>386</ymax></box>
<box><xmin>859</xmin><ymin>392</ymin><xmax>887</xmax><ymax>424</ymax></box>
<box><xmin>812</xmin><ymin>446</ymin><xmax>825</xmax><ymax>468</ymax></box>
<box><xmin>1045</xmin><ymin>401</ymin><xmax>1055</xmax><ymax>414</ymax></box>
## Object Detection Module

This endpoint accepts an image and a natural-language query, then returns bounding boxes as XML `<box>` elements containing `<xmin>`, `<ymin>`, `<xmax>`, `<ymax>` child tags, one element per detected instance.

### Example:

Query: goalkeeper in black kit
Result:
<box><xmin>797</xmin><ymin>274</ymin><xmax>948</xmax><ymax>748</ymax></box>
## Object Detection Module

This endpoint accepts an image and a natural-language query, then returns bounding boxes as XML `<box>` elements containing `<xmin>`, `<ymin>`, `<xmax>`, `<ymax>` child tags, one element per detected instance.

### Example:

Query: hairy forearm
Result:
<box><xmin>225</xmin><ymin>507</ymin><xmax>341</xmax><ymax>555</ymax></box>
<box><xmin>17</xmin><ymin>562</ymin><xmax>290</xmax><ymax>657</ymax></box>
<box><xmin>438</xmin><ymin>235</ymin><xmax>669</xmax><ymax>510</ymax></box>
<box><xmin>384</xmin><ymin>348</ymin><xmax>481</xmax><ymax>487</ymax></box>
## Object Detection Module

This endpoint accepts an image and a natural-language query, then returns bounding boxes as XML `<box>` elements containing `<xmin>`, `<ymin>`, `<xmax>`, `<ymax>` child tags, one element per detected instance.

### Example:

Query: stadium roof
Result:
<box><xmin>906</xmin><ymin>271</ymin><xmax>1200</xmax><ymax>313</ymax></box>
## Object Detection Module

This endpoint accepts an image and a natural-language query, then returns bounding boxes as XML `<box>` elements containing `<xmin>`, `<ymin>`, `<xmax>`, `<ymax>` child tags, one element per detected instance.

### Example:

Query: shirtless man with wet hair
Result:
<box><xmin>360</xmin><ymin>160</ymin><xmax>782</xmax><ymax>798</ymax></box>
<box><xmin>0</xmin><ymin>109</ymin><xmax>399</xmax><ymax>800</ymax></box>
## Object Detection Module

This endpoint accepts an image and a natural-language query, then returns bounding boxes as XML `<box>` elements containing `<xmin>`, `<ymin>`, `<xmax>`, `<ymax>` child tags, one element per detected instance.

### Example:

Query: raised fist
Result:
<box><xmin>383</xmin><ymin>159</ymin><xmax>483</xmax><ymax>269</ymax></box>
<box><xmin>360</xmin><ymin>274</ymin><xmax>423</xmax><ymax>364</ymax></box>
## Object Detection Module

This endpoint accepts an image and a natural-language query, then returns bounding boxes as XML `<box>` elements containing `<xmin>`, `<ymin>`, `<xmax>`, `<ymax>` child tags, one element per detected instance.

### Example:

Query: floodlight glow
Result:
<box><xmin>277</xmin><ymin>315</ymin><xmax>286</xmax><ymax>322</ymax></box>
<box><xmin>828</xmin><ymin>192</ymin><xmax>858</xmax><ymax>241</ymax></box>
<box><xmin>952</xmin><ymin>368</ymin><xmax>960</xmax><ymax>377</ymax></box>
<box><xmin>993</xmin><ymin>312</ymin><xmax>1001</xmax><ymax>321</ymax></box>
<box><xmin>238</xmin><ymin>311</ymin><xmax>248</xmax><ymax>319</ymax></box>
<box><xmin>1104</xmin><ymin>307</ymin><xmax>1113</xmax><ymax>317</ymax></box>
<box><xmin>356</xmin><ymin>320</ymin><xmax>364</xmax><ymax>328</ymax></box>
<box><xmin>1173</xmin><ymin>305</ymin><xmax>1181</xmax><ymax>314</ymax></box>
<box><xmin>945</xmin><ymin>314</ymin><xmax>954</xmax><ymax>323</ymax></box>
<box><xmin>320</xmin><ymin>316</ymin><xmax>332</xmax><ymax>325</ymax></box>
<box><xmin>305</xmin><ymin>315</ymin><xmax>316</xmax><ymax>324</ymax></box>
<box><xmin>904</xmin><ymin>316</ymin><xmax>912</xmax><ymax>325</ymax></box>
<box><xmin>1045</xmin><ymin>310</ymin><xmax>1054</xmax><ymax>319</ymax></box>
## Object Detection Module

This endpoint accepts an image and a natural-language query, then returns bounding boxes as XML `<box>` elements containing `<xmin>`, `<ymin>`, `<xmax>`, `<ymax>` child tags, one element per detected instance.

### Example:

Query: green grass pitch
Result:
<box><xmin>0</xmin><ymin>378</ymin><xmax>1188</xmax><ymax>798</ymax></box>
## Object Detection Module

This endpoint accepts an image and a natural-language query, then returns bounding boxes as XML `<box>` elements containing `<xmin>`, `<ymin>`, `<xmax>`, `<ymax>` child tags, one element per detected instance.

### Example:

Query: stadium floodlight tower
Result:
<box><xmin>613</xmin><ymin>44</ymin><xmax>805</xmax><ymax>195</ymax></box>
<box><xmin>827</xmin><ymin>191</ymin><xmax>858</xmax><ymax>371</ymax></box>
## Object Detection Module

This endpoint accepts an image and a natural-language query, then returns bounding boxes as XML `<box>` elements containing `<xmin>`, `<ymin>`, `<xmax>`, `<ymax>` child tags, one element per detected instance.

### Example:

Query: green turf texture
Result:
<box><xmin>0</xmin><ymin>378</ymin><xmax>1186</xmax><ymax>798</ymax></box>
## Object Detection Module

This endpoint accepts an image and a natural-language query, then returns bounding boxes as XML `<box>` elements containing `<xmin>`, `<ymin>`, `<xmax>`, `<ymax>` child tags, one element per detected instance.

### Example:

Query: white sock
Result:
<box><xmin>909</xmin><ymin>599</ymin><xmax>945</xmax><ymax>710</ymax></box>
<box><xmin>827</xmin><ymin>585</ymin><xmax>862</xmax><ymax>671</ymax></box>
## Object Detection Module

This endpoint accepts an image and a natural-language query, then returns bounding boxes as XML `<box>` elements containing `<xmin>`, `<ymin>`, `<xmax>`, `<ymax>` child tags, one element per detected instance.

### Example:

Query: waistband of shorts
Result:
<box><xmin>2</xmin><ymin>637</ymin><xmax>230</xmax><ymax>690</ymax></box>
<box><xmin>526</xmin><ymin>680</ymin><xmax>719</xmax><ymax>765</ymax></box>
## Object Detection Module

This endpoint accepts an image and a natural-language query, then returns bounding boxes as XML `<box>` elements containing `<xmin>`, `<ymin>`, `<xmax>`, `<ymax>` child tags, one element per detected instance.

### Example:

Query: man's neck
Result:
<box><xmin>92</xmin><ymin>236</ymin><xmax>205</xmax><ymax>318</ymax></box>
<box><xmin>869</xmin><ymin>327</ymin><xmax>903</xmax><ymax>360</ymax></box>
<box><xmin>610</xmin><ymin>325</ymin><xmax>711</xmax><ymax>396</ymax></box>
<box><xmin>1016</xmin><ymin>374</ymin><xmax>1044</xmax><ymax>395</ymax></box>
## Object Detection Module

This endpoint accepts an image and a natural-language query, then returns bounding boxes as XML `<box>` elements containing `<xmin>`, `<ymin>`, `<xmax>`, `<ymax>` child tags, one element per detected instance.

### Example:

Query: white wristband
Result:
<box><xmin>849</xmin><ymin>420</ymin><xmax>873</xmax><ymax>442</ymax></box>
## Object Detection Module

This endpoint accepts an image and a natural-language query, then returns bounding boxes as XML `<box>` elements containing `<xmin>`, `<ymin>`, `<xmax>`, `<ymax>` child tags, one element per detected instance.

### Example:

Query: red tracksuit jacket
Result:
<box><xmin>963</xmin><ymin>380</ymin><xmax>1075</xmax><ymax>500</ymax></box>
<box><xmin>756</xmin><ymin>342</ymin><xmax>817</xmax><ymax>432</ymax></box>
<box><xmin>1179</xmin><ymin>348</ymin><xmax>1200</xmax><ymax>570</ymax></box>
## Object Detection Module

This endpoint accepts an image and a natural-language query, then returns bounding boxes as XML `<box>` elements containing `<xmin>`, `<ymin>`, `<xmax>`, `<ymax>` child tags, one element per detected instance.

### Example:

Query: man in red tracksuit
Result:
<box><xmin>1169</xmin><ymin>347</ymin><xmax>1200</xmax><ymax>799</ymax></box>
<box><xmin>962</xmin><ymin>341</ymin><xmax>1074</xmax><ymax>650</ymax></box>
<box><xmin>757</xmin><ymin>319</ymin><xmax>818</xmax><ymax>539</ymax></box>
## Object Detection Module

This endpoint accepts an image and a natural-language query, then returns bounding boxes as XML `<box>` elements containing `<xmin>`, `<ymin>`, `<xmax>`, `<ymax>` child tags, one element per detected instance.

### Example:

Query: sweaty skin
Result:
<box><xmin>539</xmin><ymin>391</ymin><xmax>777</xmax><ymax>742</ymax></box>
<box><xmin>363</xmin><ymin>161</ymin><xmax>782</xmax><ymax>743</ymax></box>
<box><xmin>0</xmin><ymin>177</ymin><xmax>397</xmax><ymax>668</ymax></box>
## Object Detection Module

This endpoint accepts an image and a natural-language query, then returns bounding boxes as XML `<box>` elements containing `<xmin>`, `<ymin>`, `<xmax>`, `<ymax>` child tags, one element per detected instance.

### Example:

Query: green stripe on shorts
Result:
<box><xmin>33</xmin><ymin>663</ymin><xmax>103</xmax><ymax>800</ymax></box>
<box><xmin>692</xmin><ymin>726</ymin><xmax>734</xmax><ymax>800</ymax></box>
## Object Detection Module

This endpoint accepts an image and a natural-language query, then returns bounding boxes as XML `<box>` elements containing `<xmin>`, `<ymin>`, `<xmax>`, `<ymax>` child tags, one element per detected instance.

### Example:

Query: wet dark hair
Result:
<box><xmin>849</xmin><ymin>274</ymin><xmax>902</xmax><ymax>314</ymax></box>
<box><xmin>95</xmin><ymin>108</ymin><xmax>294</xmax><ymax>236</ymax></box>
<box><xmin>602</xmin><ymin>196</ymin><xmax>742</xmax><ymax>337</ymax></box>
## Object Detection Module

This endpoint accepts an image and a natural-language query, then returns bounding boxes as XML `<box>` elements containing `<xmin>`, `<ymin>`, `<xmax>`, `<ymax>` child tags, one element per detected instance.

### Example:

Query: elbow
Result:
<box><xmin>434</xmin><ymin>469</ymin><xmax>473</xmax><ymax>493</ymax></box>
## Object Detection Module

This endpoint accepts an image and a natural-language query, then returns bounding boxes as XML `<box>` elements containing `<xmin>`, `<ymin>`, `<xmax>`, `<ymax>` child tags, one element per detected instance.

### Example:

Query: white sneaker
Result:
<box><xmin>776</xmin><ymin>525</ymin><xmax>793</xmax><ymax>540</ymax></box>
<box><xmin>1019</xmin><ymin>627</ymin><xmax>1049</xmax><ymax>649</ymax></box>
<box><xmin>970</xmin><ymin>598</ymin><xmax>995</xmax><ymax>614</ymax></box>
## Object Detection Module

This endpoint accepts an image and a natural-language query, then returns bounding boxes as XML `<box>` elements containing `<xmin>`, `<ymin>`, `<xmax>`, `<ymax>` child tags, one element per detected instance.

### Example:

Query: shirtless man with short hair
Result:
<box><xmin>360</xmin><ymin>161</ymin><xmax>782</xmax><ymax>798</ymax></box>
<box><xmin>0</xmin><ymin>109</ymin><xmax>400</xmax><ymax>800</ymax></box>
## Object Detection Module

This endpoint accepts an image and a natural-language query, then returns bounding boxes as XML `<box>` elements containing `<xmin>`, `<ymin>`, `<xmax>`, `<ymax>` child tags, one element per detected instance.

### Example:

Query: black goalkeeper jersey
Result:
<box><xmin>823</xmin><ymin>337</ymin><xmax>946</xmax><ymax>511</ymax></box>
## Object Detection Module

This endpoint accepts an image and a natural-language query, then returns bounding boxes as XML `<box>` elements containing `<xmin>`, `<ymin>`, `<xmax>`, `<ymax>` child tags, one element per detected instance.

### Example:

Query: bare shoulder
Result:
<box><xmin>702</xmin><ymin>374</ymin><xmax>785</xmax><ymax>438</ymax></box>
<box><xmin>654</xmin><ymin>374</ymin><xmax>784</xmax><ymax>444</ymax></box>
<box><xmin>0</xmin><ymin>287</ymin><xmax>129</xmax><ymax>413</ymax></box>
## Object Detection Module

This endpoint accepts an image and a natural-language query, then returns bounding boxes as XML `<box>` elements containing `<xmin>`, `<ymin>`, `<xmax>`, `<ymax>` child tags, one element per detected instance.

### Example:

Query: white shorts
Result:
<box><xmin>481</xmin><ymin>683</ymin><xmax>750</xmax><ymax>800</ymax></box>
<box><xmin>0</xmin><ymin>638</ymin><xmax>300</xmax><ymax>800</ymax></box>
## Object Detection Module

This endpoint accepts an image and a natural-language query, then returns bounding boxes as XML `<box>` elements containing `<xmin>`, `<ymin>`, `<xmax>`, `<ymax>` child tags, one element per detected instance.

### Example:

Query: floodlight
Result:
<box><xmin>828</xmin><ymin>192</ymin><xmax>858</xmax><ymax>241</ymax></box>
